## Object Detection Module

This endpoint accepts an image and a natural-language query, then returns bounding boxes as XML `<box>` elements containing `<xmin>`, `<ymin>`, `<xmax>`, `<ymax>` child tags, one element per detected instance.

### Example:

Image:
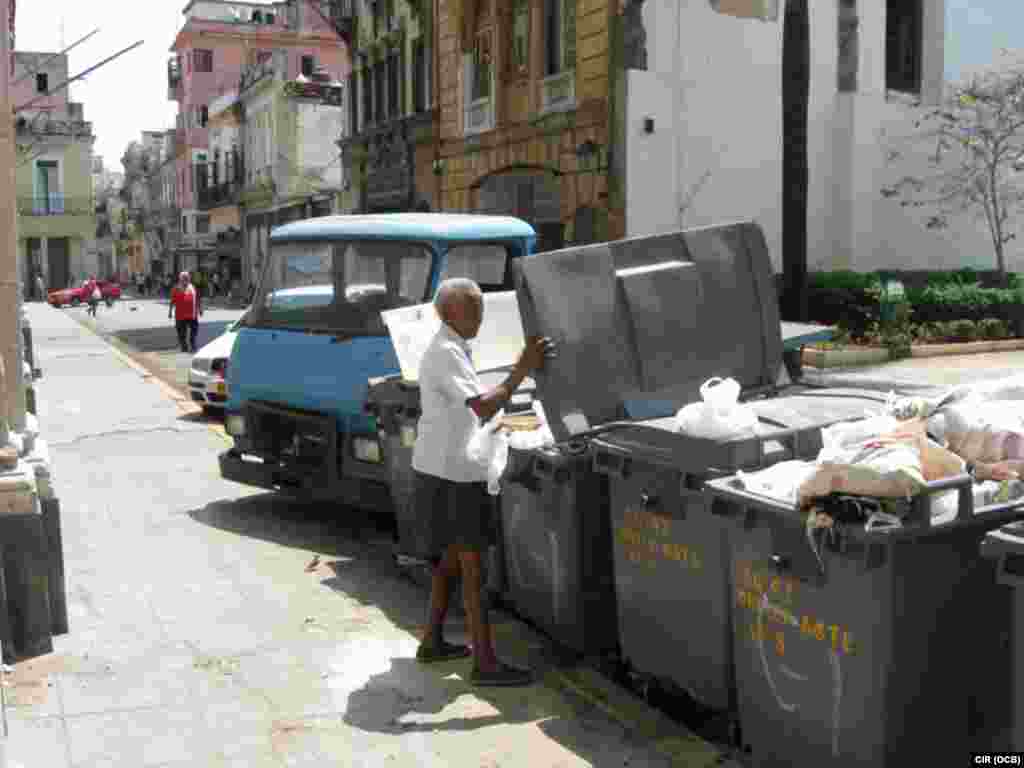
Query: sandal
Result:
<box><xmin>470</xmin><ymin>662</ymin><xmax>533</xmax><ymax>687</ymax></box>
<box><xmin>416</xmin><ymin>640</ymin><xmax>471</xmax><ymax>663</ymax></box>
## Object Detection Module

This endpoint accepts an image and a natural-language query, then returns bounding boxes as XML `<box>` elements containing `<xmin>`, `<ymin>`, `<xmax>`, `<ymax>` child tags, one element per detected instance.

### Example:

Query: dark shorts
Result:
<box><xmin>413</xmin><ymin>471</ymin><xmax>495</xmax><ymax>559</ymax></box>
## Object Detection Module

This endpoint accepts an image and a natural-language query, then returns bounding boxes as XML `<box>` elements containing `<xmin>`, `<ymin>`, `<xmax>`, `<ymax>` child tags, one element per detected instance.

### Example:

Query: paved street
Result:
<box><xmin>50</xmin><ymin>296</ymin><xmax>247</xmax><ymax>407</ymax></box>
<box><xmin>5</xmin><ymin>302</ymin><xmax>731</xmax><ymax>767</ymax></box>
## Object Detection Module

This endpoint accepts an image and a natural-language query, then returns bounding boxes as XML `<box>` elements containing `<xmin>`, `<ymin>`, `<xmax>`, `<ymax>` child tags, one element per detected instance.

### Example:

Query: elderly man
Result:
<box><xmin>412</xmin><ymin>278</ymin><xmax>553</xmax><ymax>687</ymax></box>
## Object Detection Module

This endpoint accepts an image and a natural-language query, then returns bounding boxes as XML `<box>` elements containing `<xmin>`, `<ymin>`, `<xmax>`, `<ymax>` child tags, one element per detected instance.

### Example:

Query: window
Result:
<box><xmin>412</xmin><ymin>40</ymin><xmax>427</xmax><ymax>113</ymax></box>
<box><xmin>256</xmin><ymin>49</ymin><xmax>272</xmax><ymax>65</ymax></box>
<box><xmin>193</xmin><ymin>49</ymin><xmax>214</xmax><ymax>73</ymax></box>
<box><xmin>301</xmin><ymin>55</ymin><xmax>315</xmax><ymax>77</ymax></box>
<box><xmin>196</xmin><ymin>214</ymin><xmax>211</xmax><ymax>234</ymax></box>
<box><xmin>886</xmin><ymin>0</ymin><xmax>922</xmax><ymax>94</ymax></box>
<box><xmin>470</xmin><ymin>32</ymin><xmax>493</xmax><ymax>102</ymax></box>
<box><xmin>375</xmin><ymin>63</ymin><xmax>387</xmax><ymax>124</ymax></box>
<box><xmin>439</xmin><ymin>244</ymin><xmax>510</xmax><ymax>291</ymax></box>
<box><xmin>544</xmin><ymin>0</ymin><xmax>575</xmax><ymax>76</ymax></box>
<box><xmin>387</xmin><ymin>53</ymin><xmax>400</xmax><ymax>117</ymax></box>
<box><xmin>36</xmin><ymin>73</ymin><xmax>48</xmax><ymax>94</ymax></box>
<box><xmin>254</xmin><ymin>241</ymin><xmax>432</xmax><ymax>334</ymax></box>
<box><xmin>509</xmin><ymin>0</ymin><xmax>530</xmax><ymax>77</ymax></box>
<box><xmin>361</xmin><ymin>67</ymin><xmax>373</xmax><ymax>127</ymax></box>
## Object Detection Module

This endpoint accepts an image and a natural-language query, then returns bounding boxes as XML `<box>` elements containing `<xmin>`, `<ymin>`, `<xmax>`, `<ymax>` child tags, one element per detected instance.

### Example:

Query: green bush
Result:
<box><xmin>948</xmin><ymin>319</ymin><xmax>978</xmax><ymax>341</ymax></box>
<box><xmin>809</xmin><ymin>271</ymin><xmax>879</xmax><ymax>293</ymax></box>
<box><xmin>979</xmin><ymin>317</ymin><xmax>1010</xmax><ymax>339</ymax></box>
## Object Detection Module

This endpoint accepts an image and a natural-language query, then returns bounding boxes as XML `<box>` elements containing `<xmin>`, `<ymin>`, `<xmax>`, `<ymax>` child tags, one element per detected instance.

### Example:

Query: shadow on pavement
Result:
<box><xmin>112</xmin><ymin>321</ymin><xmax>234</xmax><ymax>352</ymax></box>
<box><xmin>185</xmin><ymin>494</ymin><xmax>661</xmax><ymax>767</ymax></box>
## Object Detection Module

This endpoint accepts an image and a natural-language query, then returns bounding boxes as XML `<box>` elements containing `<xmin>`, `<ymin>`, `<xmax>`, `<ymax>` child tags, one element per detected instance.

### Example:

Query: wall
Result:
<box><xmin>11</xmin><ymin>51</ymin><xmax>68</xmax><ymax>113</ymax></box>
<box><xmin>296</xmin><ymin>100</ymin><xmax>344</xmax><ymax>192</ymax></box>
<box><xmin>633</xmin><ymin>0</ymin><xmax>998</xmax><ymax>274</ymax></box>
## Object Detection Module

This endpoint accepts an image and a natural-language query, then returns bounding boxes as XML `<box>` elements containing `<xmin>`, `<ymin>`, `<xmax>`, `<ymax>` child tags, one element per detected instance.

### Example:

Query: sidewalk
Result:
<box><xmin>5</xmin><ymin>303</ymin><xmax>731</xmax><ymax>767</ymax></box>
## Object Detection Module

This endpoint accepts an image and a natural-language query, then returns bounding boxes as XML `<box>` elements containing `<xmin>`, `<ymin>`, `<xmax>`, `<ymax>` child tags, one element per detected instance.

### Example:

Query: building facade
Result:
<box><xmin>13</xmin><ymin>51</ymin><xmax>97</xmax><ymax>295</ymax></box>
<box><xmin>168</xmin><ymin>0</ymin><xmax>349</xmax><ymax>287</ymax></box>
<box><xmin>234</xmin><ymin>52</ymin><xmax>346</xmax><ymax>295</ymax></box>
<box><xmin>620</xmin><ymin>0</ymin><xmax>1024</xmax><ymax>274</ymax></box>
<box><xmin>427</xmin><ymin>0</ymin><xmax>620</xmax><ymax>251</ymax></box>
<box><xmin>338</xmin><ymin>0</ymin><xmax>435</xmax><ymax>214</ymax></box>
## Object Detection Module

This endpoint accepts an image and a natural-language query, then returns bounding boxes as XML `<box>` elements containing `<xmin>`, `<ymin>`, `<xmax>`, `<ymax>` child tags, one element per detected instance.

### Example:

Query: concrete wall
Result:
<box><xmin>629</xmin><ymin>0</ymin><xmax>1014</xmax><ymax>274</ymax></box>
<box><xmin>296</xmin><ymin>101</ymin><xmax>344</xmax><ymax>192</ymax></box>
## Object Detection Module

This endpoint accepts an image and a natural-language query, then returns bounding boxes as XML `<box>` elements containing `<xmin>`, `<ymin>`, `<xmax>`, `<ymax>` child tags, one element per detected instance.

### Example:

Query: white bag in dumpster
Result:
<box><xmin>733</xmin><ymin>460</ymin><xmax>819</xmax><ymax>505</ymax></box>
<box><xmin>674</xmin><ymin>377</ymin><xmax>757</xmax><ymax>439</ymax></box>
<box><xmin>938</xmin><ymin>400</ymin><xmax>1024</xmax><ymax>463</ymax></box>
<box><xmin>467</xmin><ymin>411</ymin><xmax>510</xmax><ymax>496</ymax></box>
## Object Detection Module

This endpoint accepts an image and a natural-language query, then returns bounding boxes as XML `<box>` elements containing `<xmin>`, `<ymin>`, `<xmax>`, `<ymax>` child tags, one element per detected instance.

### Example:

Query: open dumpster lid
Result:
<box><xmin>513</xmin><ymin>221</ymin><xmax>785</xmax><ymax>442</ymax></box>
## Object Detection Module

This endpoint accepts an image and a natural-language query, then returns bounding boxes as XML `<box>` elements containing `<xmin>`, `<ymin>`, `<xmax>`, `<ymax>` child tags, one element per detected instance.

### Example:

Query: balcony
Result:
<box><xmin>167</xmin><ymin>57</ymin><xmax>182</xmax><ymax>102</ymax></box>
<box><xmin>195</xmin><ymin>155</ymin><xmax>246</xmax><ymax>210</ymax></box>
<box><xmin>329</xmin><ymin>0</ymin><xmax>355</xmax><ymax>42</ymax></box>
<box><xmin>18</xmin><ymin>195</ymin><xmax>94</xmax><ymax>216</ymax></box>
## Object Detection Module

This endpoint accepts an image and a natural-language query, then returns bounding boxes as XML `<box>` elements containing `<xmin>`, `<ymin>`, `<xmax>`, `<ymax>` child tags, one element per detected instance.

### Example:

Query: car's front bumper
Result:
<box><xmin>189</xmin><ymin>371</ymin><xmax>228</xmax><ymax>407</ymax></box>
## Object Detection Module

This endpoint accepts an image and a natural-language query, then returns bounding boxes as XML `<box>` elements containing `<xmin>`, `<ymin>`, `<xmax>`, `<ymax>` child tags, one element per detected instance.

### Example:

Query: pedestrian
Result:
<box><xmin>35</xmin><ymin>273</ymin><xmax>46</xmax><ymax>303</ymax></box>
<box><xmin>168</xmin><ymin>271</ymin><xmax>202</xmax><ymax>353</ymax></box>
<box><xmin>212</xmin><ymin>272</ymin><xmax>220</xmax><ymax>299</ymax></box>
<box><xmin>86</xmin><ymin>275</ymin><xmax>101</xmax><ymax>317</ymax></box>
<box><xmin>411</xmin><ymin>278</ymin><xmax>554</xmax><ymax>686</ymax></box>
<box><xmin>145</xmin><ymin>274</ymin><xmax>153</xmax><ymax>297</ymax></box>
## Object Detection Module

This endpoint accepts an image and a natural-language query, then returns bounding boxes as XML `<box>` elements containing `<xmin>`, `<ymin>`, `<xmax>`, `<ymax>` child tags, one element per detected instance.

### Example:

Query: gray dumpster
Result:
<box><xmin>706</xmin><ymin>475</ymin><xmax>1024</xmax><ymax>766</ymax></box>
<box><xmin>501</xmin><ymin>439</ymin><xmax>618</xmax><ymax>656</ymax></box>
<box><xmin>979</xmin><ymin>523</ymin><xmax>1024</xmax><ymax>751</ymax></box>
<box><xmin>512</xmin><ymin>221</ymin><xmax>886</xmax><ymax>712</ymax></box>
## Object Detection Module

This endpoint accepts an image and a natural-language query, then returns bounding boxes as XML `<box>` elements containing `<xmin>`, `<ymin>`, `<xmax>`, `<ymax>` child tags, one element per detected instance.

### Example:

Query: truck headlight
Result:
<box><xmin>352</xmin><ymin>436</ymin><xmax>382</xmax><ymax>463</ymax></box>
<box><xmin>225</xmin><ymin>414</ymin><xmax>246</xmax><ymax>436</ymax></box>
<box><xmin>400</xmin><ymin>424</ymin><xmax>417</xmax><ymax>449</ymax></box>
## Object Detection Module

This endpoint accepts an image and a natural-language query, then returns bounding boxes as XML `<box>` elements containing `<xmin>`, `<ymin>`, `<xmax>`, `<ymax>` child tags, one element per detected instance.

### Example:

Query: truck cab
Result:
<box><xmin>218</xmin><ymin>213</ymin><xmax>536</xmax><ymax>510</ymax></box>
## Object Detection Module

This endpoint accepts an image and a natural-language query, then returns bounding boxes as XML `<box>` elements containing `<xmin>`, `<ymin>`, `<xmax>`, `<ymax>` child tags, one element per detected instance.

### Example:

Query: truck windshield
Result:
<box><xmin>440</xmin><ymin>243</ymin><xmax>509</xmax><ymax>292</ymax></box>
<box><xmin>250</xmin><ymin>240</ymin><xmax>432</xmax><ymax>335</ymax></box>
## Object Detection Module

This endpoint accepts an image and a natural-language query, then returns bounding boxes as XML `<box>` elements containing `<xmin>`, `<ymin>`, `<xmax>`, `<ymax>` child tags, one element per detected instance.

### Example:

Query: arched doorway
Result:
<box><xmin>477</xmin><ymin>170</ymin><xmax>563</xmax><ymax>253</ymax></box>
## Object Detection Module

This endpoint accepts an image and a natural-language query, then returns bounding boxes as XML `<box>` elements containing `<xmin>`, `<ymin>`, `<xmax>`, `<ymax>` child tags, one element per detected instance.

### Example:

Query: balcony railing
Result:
<box><xmin>18</xmin><ymin>195</ymin><xmax>94</xmax><ymax>216</ymax></box>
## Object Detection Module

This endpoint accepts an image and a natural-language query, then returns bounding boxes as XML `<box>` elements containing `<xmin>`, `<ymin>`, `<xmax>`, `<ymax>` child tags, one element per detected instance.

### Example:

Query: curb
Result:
<box><xmin>803</xmin><ymin>337</ymin><xmax>1024</xmax><ymax>369</ymax></box>
<box><xmin>546</xmin><ymin>666</ymin><xmax>728</xmax><ymax>768</ymax></box>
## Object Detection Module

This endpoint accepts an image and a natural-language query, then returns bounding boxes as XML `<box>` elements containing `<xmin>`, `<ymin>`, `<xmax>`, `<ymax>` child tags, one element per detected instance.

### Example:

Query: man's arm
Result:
<box><xmin>466</xmin><ymin>364</ymin><xmax>529</xmax><ymax>424</ymax></box>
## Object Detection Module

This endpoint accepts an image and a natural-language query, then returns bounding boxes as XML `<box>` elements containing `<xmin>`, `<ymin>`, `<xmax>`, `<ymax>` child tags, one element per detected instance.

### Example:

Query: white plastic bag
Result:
<box><xmin>675</xmin><ymin>377</ymin><xmax>757</xmax><ymax>439</ymax></box>
<box><xmin>466</xmin><ymin>410</ymin><xmax>510</xmax><ymax>496</ymax></box>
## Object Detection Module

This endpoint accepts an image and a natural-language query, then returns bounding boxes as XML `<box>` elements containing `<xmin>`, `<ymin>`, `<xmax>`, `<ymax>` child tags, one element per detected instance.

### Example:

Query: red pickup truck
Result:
<box><xmin>48</xmin><ymin>280</ymin><xmax>122</xmax><ymax>308</ymax></box>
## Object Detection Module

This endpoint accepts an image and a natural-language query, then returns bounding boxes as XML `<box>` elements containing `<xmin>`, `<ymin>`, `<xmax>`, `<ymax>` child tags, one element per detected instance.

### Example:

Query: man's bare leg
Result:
<box><xmin>458</xmin><ymin>550</ymin><xmax>498</xmax><ymax>672</ymax></box>
<box><xmin>416</xmin><ymin>546</ymin><xmax>471</xmax><ymax>662</ymax></box>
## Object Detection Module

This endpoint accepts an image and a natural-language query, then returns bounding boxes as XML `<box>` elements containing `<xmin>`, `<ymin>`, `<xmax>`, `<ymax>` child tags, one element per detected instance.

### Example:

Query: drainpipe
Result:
<box><xmin>432</xmin><ymin>0</ymin><xmax>441</xmax><ymax>210</ymax></box>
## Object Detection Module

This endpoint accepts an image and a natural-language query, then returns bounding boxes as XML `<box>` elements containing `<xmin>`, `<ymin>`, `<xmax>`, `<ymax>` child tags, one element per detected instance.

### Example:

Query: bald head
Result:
<box><xmin>434</xmin><ymin>278</ymin><xmax>483</xmax><ymax>338</ymax></box>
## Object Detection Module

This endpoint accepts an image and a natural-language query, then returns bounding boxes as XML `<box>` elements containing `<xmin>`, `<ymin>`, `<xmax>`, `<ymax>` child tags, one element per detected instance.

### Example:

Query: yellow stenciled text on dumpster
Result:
<box><xmin>734</xmin><ymin>560</ymin><xmax>857</xmax><ymax>657</ymax></box>
<box><xmin>617</xmin><ymin>507</ymin><xmax>703</xmax><ymax>571</ymax></box>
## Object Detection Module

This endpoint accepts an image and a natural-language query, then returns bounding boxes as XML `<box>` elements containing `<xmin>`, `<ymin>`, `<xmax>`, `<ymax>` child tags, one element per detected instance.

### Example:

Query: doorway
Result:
<box><xmin>47</xmin><ymin>237</ymin><xmax>70</xmax><ymax>290</ymax></box>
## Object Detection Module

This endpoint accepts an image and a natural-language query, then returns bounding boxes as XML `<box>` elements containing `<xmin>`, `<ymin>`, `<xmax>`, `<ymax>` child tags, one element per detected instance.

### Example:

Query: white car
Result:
<box><xmin>189</xmin><ymin>311</ymin><xmax>248</xmax><ymax>411</ymax></box>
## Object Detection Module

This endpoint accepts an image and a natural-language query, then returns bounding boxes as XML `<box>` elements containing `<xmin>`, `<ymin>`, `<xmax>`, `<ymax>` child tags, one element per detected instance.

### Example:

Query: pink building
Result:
<box><xmin>167</xmin><ymin>0</ymin><xmax>348</xmax><ymax>271</ymax></box>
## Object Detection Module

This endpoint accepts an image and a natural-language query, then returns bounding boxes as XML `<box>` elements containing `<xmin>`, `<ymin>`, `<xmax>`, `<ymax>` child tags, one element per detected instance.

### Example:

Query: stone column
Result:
<box><xmin>0</xmin><ymin>0</ymin><xmax>25</xmax><ymax>433</ymax></box>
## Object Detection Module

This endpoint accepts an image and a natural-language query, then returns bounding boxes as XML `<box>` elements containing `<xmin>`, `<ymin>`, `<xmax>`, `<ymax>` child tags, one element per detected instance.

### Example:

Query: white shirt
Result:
<box><xmin>411</xmin><ymin>323</ymin><xmax>488</xmax><ymax>483</ymax></box>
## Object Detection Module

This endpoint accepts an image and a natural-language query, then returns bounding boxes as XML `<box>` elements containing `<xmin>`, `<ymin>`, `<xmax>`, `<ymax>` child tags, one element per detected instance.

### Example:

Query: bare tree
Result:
<box><xmin>881</xmin><ymin>65</ymin><xmax>1024</xmax><ymax>279</ymax></box>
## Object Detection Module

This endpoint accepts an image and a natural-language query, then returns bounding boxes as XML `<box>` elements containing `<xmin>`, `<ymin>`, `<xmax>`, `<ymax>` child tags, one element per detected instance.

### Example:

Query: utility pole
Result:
<box><xmin>781</xmin><ymin>0</ymin><xmax>810</xmax><ymax>321</ymax></box>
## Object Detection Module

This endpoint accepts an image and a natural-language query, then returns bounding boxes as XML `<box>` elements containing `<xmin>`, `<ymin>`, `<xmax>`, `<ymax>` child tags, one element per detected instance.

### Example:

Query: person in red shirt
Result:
<box><xmin>168</xmin><ymin>271</ymin><xmax>202</xmax><ymax>353</ymax></box>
